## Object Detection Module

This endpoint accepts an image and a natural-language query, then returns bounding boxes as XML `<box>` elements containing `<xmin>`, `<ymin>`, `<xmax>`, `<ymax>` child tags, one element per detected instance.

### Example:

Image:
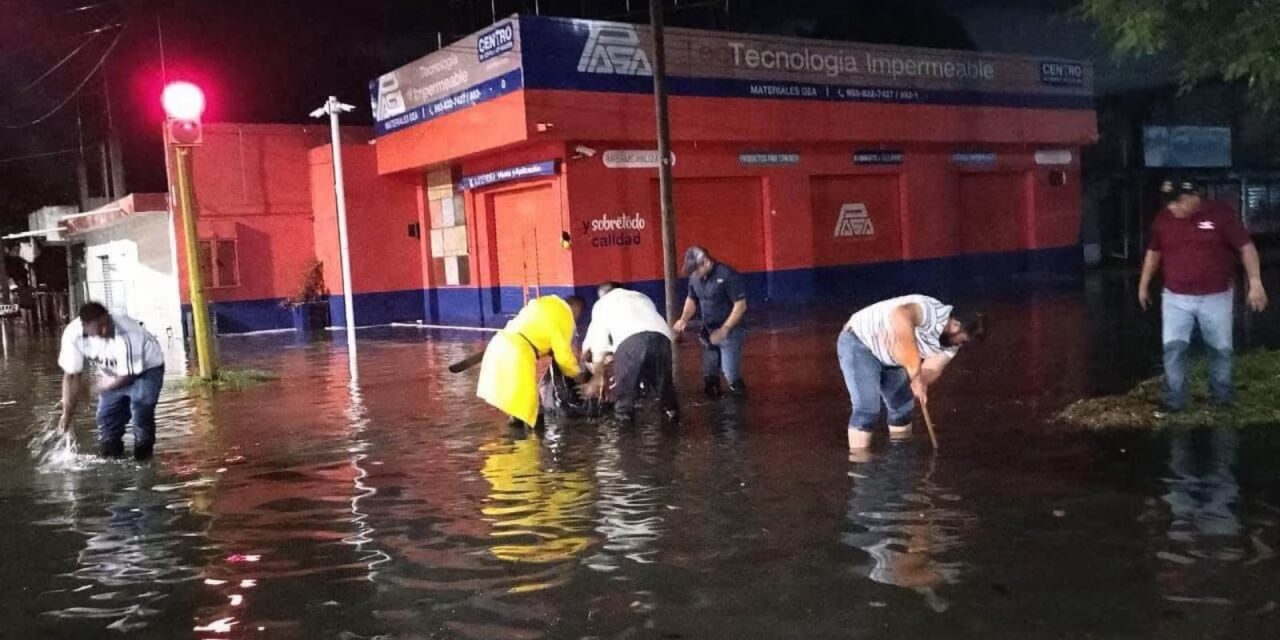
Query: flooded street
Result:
<box><xmin>3</xmin><ymin>275</ymin><xmax>1280</xmax><ymax>639</ymax></box>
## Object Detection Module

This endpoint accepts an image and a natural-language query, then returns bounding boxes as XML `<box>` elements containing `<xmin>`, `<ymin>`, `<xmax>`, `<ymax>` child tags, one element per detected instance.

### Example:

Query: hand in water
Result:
<box><xmin>580</xmin><ymin>376</ymin><xmax>605</xmax><ymax>399</ymax></box>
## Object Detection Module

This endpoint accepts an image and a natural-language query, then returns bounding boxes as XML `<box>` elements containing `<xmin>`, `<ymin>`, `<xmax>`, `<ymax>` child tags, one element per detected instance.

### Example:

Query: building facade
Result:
<box><xmin>353</xmin><ymin>15</ymin><xmax>1097</xmax><ymax>327</ymax></box>
<box><xmin>50</xmin><ymin>15</ymin><xmax>1099</xmax><ymax>335</ymax></box>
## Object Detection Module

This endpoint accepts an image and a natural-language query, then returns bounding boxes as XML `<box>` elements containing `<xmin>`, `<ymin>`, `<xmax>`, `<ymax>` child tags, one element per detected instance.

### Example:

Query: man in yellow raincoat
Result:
<box><xmin>477</xmin><ymin>295</ymin><xmax>585</xmax><ymax>427</ymax></box>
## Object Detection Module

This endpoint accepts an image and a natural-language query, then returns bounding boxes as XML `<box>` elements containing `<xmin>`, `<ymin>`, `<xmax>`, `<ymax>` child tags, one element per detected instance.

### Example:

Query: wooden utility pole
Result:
<box><xmin>650</xmin><ymin>0</ymin><xmax>679</xmax><ymax>323</ymax></box>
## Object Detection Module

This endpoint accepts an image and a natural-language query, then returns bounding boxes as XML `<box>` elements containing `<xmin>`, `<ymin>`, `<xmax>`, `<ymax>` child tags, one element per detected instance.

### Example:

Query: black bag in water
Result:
<box><xmin>539</xmin><ymin>364</ymin><xmax>606</xmax><ymax>419</ymax></box>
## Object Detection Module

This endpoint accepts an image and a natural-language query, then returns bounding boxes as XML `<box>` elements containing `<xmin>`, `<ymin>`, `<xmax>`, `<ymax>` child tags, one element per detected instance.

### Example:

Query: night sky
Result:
<box><xmin>0</xmin><ymin>0</ymin><xmax>976</xmax><ymax>232</ymax></box>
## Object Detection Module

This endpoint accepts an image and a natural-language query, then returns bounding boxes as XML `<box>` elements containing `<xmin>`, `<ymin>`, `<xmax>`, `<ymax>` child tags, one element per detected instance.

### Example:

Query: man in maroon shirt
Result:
<box><xmin>1138</xmin><ymin>180</ymin><xmax>1268</xmax><ymax>411</ymax></box>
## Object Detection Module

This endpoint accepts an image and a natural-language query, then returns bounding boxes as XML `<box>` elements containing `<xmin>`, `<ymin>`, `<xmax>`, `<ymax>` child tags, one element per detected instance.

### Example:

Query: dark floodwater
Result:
<box><xmin>4</xmin><ymin>274</ymin><xmax>1280</xmax><ymax>639</ymax></box>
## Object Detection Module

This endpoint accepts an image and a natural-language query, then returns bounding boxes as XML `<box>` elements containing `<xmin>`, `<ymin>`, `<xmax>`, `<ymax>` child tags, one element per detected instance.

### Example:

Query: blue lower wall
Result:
<box><xmin>423</xmin><ymin>245</ymin><xmax>1084</xmax><ymax>328</ymax></box>
<box><xmin>189</xmin><ymin>246</ymin><xmax>1082</xmax><ymax>334</ymax></box>
<box><xmin>183</xmin><ymin>298</ymin><xmax>294</xmax><ymax>335</ymax></box>
<box><xmin>329</xmin><ymin>289</ymin><xmax>426</xmax><ymax>327</ymax></box>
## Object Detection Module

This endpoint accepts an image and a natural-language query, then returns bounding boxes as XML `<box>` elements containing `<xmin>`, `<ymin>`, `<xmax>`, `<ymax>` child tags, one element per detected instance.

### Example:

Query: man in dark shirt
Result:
<box><xmin>673</xmin><ymin>246</ymin><xmax>748</xmax><ymax>397</ymax></box>
<box><xmin>1138</xmin><ymin>180</ymin><xmax>1268</xmax><ymax>411</ymax></box>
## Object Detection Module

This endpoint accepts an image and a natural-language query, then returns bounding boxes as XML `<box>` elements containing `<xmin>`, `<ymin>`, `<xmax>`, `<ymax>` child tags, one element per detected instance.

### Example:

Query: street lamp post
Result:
<box><xmin>310</xmin><ymin>96</ymin><xmax>359</xmax><ymax>382</ymax></box>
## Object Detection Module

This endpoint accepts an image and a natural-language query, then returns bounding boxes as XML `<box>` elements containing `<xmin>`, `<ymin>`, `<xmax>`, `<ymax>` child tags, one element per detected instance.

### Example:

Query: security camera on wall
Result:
<box><xmin>572</xmin><ymin>145</ymin><xmax>597</xmax><ymax>159</ymax></box>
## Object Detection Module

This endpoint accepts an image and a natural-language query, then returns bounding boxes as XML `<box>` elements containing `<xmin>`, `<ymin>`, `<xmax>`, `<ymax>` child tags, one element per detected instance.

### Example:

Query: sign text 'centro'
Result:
<box><xmin>477</xmin><ymin>22</ymin><xmax>515</xmax><ymax>62</ymax></box>
<box><xmin>1039</xmin><ymin>61</ymin><xmax>1085</xmax><ymax>87</ymax></box>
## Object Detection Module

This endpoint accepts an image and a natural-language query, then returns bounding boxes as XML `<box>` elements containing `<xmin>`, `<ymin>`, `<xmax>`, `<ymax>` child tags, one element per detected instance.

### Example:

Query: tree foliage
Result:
<box><xmin>1081</xmin><ymin>0</ymin><xmax>1280</xmax><ymax>109</ymax></box>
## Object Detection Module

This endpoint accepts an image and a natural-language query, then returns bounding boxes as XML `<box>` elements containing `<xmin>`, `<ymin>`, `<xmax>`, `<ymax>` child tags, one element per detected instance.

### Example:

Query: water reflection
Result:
<box><xmin>841</xmin><ymin>446</ymin><xmax>973</xmax><ymax>612</ymax></box>
<box><xmin>480</xmin><ymin>428</ymin><xmax>595</xmax><ymax>580</ymax></box>
<box><xmin>1149</xmin><ymin>428</ymin><xmax>1272</xmax><ymax>607</ymax></box>
<box><xmin>342</xmin><ymin>383</ymin><xmax>392</xmax><ymax>581</ymax></box>
<box><xmin>587</xmin><ymin>422</ymin><xmax>668</xmax><ymax>572</ymax></box>
<box><xmin>41</xmin><ymin>466</ymin><xmax>214</xmax><ymax>633</ymax></box>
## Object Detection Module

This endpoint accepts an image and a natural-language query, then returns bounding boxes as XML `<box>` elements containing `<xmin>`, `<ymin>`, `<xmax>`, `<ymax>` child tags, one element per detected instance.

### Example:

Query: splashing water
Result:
<box><xmin>28</xmin><ymin>411</ymin><xmax>93</xmax><ymax>470</ymax></box>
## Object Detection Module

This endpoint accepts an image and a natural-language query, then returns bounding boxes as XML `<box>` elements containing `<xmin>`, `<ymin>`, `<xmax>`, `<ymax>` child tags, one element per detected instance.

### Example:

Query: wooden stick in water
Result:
<box><xmin>922</xmin><ymin>404</ymin><xmax>940</xmax><ymax>450</ymax></box>
<box><xmin>448</xmin><ymin>350</ymin><xmax>486</xmax><ymax>374</ymax></box>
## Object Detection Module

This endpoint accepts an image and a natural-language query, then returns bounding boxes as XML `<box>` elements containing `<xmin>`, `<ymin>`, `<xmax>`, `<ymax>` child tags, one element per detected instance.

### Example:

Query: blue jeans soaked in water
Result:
<box><xmin>701</xmin><ymin>325</ymin><xmax>745</xmax><ymax>384</ymax></box>
<box><xmin>1162</xmin><ymin>289</ymin><xmax>1234</xmax><ymax>410</ymax></box>
<box><xmin>837</xmin><ymin>330</ymin><xmax>914</xmax><ymax>431</ymax></box>
<box><xmin>97</xmin><ymin>367</ymin><xmax>165</xmax><ymax>456</ymax></box>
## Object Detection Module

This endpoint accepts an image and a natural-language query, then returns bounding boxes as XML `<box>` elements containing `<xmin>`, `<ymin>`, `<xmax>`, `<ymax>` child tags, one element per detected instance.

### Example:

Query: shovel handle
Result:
<box><xmin>921</xmin><ymin>404</ymin><xmax>940</xmax><ymax>450</ymax></box>
<box><xmin>448</xmin><ymin>350</ymin><xmax>486</xmax><ymax>374</ymax></box>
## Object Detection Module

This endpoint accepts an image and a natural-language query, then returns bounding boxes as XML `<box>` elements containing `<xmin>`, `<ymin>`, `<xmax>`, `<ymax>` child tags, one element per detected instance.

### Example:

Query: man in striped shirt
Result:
<box><xmin>58</xmin><ymin>302</ymin><xmax>167</xmax><ymax>460</ymax></box>
<box><xmin>839</xmin><ymin>295</ymin><xmax>986</xmax><ymax>451</ymax></box>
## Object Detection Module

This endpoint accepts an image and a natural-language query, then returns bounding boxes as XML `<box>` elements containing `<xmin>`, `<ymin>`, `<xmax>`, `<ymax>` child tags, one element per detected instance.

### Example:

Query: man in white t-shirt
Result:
<box><xmin>581</xmin><ymin>282</ymin><xmax>679</xmax><ymax>422</ymax></box>
<box><xmin>839</xmin><ymin>295</ymin><xmax>986</xmax><ymax>451</ymax></box>
<box><xmin>58</xmin><ymin>302</ymin><xmax>167</xmax><ymax>460</ymax></box>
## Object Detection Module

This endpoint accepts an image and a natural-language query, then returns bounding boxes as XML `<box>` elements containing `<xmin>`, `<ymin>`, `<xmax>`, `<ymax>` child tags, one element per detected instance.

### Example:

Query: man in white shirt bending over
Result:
<box><xmin>582</xmin><ymin>282</ymin><xmax>680</xmax><ymax>422</ymax></box>
<box><xmin>840</xmin><ymin>295</ymin><xmax>986</xmax><ymax>451</ymax></box>
<box><xmin>58</xmin><ymin>302</ymin><xmax>167</xmax><ymax>460</ymax></box>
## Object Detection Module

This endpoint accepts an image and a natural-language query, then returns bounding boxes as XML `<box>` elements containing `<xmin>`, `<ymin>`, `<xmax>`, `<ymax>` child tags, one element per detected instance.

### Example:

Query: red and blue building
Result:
<box><xmin>154</xmin><ymin>15</ymin><xmax>1097</xmax><ymax>333</ymax></box>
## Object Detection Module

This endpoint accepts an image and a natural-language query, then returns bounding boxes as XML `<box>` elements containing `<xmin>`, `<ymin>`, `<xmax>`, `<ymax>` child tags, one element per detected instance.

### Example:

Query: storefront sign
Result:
<box><xmin>601</xmin><ymin>149</ymin><xmax>674</xmax><ymax>168</ymax></box>
<box><xmin>582</xmin><ymin>212</ymin><xmax>646</xmax><ymax>247</ymax></box>
<box><xmin>952</xmin><ymin>151</ymin><xmax>997</xmax><ymax>165</ymax></box>
<box><xmin>1039</xmin><ymin>61</ymin><xmax>1085</xmax><ymax>87</ymax></box>
<box><xmin>518</xmin><ymin>16</ymin><xmax>1093</xmax><ymax>110</ymax></box>
<box><xmin>739</xmin><ymin>152</ymin><xmax>800</xmax><ymax>166</ymax></box>
<box><xmin>371</xmin><ymin>19</ymin><xmax>524</xmax><ymax>136</ymax></box>
<box><xmin>458</xmin><ymin>160</ymin><xmax>557</xmax><ymax>190</ymax></box>
<box><xmin>477</xmin><ymin>21</ymin><xmax>516</xmax><ymax>62</ymax></box>
<box><xmin>1143</xmin><ymin>126</ymin><xmax>1231</xmax><ymax>168</ymax></box>
<box><xmin>1034</xmin><ymin>149</ymin><xmax>1073</xmax><ymax>166</ymax></box>
<box><xmin>834</xmin><ymin>203</ymin><xmax>874</xmax><ymax>238</ymax></box>
<box><xmin>853</xmin><ymin>150</ymin><xmax>904</xmax><ymax>165</ymax></box>
<box><xmin>373</xmin><ymin>16</ymin><xmax>1093</xmax><ymax>137</ymax></box>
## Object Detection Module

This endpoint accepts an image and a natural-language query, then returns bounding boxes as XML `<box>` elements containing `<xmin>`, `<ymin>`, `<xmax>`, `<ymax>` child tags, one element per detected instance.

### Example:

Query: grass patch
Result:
<box><xmin>179</xmin><ymin>368</ymin><xmax>277</xmax><ymax>391</ymax></box>
<box><xmin>1058</xmin><ymin>349</ymin><xmax>1280</xmax><ymax>430</ymax></box>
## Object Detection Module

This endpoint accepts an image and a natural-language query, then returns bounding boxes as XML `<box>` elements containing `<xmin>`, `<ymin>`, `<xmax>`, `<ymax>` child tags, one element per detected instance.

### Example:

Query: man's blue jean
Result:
<box><xmin>701</xmin><ymin>325</ymin><xmax>745</xmax><ymax>383</ymax></box>
<box><xmin>838</xmin><ymin>330</ymin><xmax>914</xmax><ymax>431</ymax></box>
<box><xmin>97</xmin><ymin>367</ymin><xmax>165</xmax><ymax>452</ymax></box>
<box><xmin>1162</xmin><ymin>289</ymin><xmax>1233</xmax><ymax>409</ymax></box>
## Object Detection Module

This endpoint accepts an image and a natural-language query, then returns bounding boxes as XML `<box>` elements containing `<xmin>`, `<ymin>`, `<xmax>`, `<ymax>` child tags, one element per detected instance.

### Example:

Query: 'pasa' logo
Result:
<box><xmin>374</xmin><ymin>73</ymin><xmax>406</xmax><ymax>120</ymax></box>
<box><xmin>577</xmin><ymin>24</ymin><xmax>653</xmax><ymax>76</ymax></box>
<box><xmin>834</xmin><ymin>203</ymin><xmax>874</xmax><ymax>237</ymax></box>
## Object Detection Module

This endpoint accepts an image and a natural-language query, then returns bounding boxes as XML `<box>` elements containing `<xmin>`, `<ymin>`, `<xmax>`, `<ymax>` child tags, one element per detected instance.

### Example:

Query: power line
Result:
<box><xmin>0</xmin><ymin>148</ymin><xmax>78</xmax><ymax>165</ymax></box>
<box><xmin>0</xmin><ymin>22</ymin><xmax>128</xmax><ymax>130</ymax></box>
<box><xmin>17</xmin><ymin>25</ymin><xmax>108</xmax><ymax>95</ymax></box>
<box><xmin>0</xmin><ymin>21</ymin><xmax>123</xmax><ymax>68</ymax></box>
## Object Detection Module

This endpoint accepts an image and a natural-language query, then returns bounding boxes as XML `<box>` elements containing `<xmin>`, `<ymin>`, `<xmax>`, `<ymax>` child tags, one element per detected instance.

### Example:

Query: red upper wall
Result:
<box><xmin>375</xmin><ymin>92</ymin><xmax>529</xmax><ymax>176</ymax></box>
<box><xmin>310</xmin><ymin>143</ymin><xmax>423</xmax><ymax>295</ymax></box>
<box><xmin>374</xmin><ymin>88</ymin><xmax>1096</xmax><ymax>177</ymax></box>
<box><xmin>565</xmin><ymin>140</ymin><xmax>1083</xmax><ymax>286</ymax></box>
<box><xmin>525</xmin><ymin>90</ymin><xmax>1097</xmax><ymax>147</ymax></box>
<box><xmin>171</xmin><ymin>124</ymin><xmax>364</xmax><ymax>303</ymax></box>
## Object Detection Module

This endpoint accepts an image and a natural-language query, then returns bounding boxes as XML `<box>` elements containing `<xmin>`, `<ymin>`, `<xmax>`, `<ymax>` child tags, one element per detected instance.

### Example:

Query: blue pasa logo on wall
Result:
<box><xmin>477</xmin><ymin>21</ymin><xmax>515</xmax><ymax>62</ymax></box>
<box><xmin>577</xmin><ymin>23</ymin><xmax>652</xmax><ymax>75</ymax></box>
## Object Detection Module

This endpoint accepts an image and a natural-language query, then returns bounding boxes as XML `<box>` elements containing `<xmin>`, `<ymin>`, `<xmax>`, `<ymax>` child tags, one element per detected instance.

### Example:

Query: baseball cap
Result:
<box><xmin>683</xmin><ymin>246</ymin><xmax>709</xmax><ymax>275</ymax></box>
<box><xmin>1160</xmin><ymin>179</ymin><xmax>1204</xmax><ymax>198</ymax></box>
